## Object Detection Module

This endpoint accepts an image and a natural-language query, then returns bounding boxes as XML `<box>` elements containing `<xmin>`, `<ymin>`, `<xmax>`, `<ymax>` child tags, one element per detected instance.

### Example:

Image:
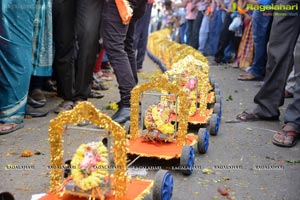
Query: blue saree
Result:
<box><xmin>0</xmin><ymin>0</ymin><xmax>36</xmax><ymax>123</ymax></box>
<box><xmin>32</xmin><ymin>0</ymin><xmax>53</xmax><ymax>76</ymax></box>
<box><xmin>0</xmin><ymin>0</ymin><xmax>52</xmax><ymax>124</ymax></box>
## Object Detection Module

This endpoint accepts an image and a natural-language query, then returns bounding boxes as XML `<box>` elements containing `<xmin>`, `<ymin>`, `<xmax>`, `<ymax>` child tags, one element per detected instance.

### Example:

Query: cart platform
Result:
<box><xmin>127</xmin><ymin>134</ymin><xmax>197</xmax><ymax>160</ymax></box>
<box><xmin>39</xmin><ymin>177</ymin><xmax>153</xmax><ymax>200</ymax></box>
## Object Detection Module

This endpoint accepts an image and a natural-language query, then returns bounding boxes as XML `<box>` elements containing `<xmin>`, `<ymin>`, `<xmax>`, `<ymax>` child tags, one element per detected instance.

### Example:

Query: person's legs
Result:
<box><xmin>285</xmin><ymin>69</ymin><xmax>296</xmax><ymax>97</ymax></box>
<box><xmin>73</xmin><ymin>0</ymin><xmax>103</xmax><ymax>101</ymax></box>
<box><xmin>223</xmin><ymin>41</ymin><xmax>233</xmax><ymax>62</ymax></box>
<box><xmin>246</xmin><ymin>10</ymin><xmax>272</xmax><ymax>79</ymax></box>
<box><xmin>0</xmin><ymin>0</ymin><xmax>36</xmax><ymax>133</ymax></box>
<box><xmin>125</xmin><ymin>18</ymin><xmax>138</xmax><ymax>84</ymax></box>
<box><xmin>135</xmin><ymin>4</ymin><xmax>153</xmax><ymax>70</ymax></box>
<box><xmin>102</xmin><ymin>0</ymin><xmax>135</xmax><ymax>108</ymax></box>
<box><xmin>253</xmin><ymin>4</ymin><xmax>300</xmax><ymax>119</ymax></box>
<box><xmin>208</xmin><ymin>10</ymin><xmax>225</xmax><ymax>55</ymax></box>
<box><xmin>273</xmin><ymin>61</ymin><xmax>299</xmax><ymax>147</ymax></box>
<box><xmin>185</xmin><ymin>19</ymin><xmax>194</xmax><ymax>46</ymax></box>
<box><xmin>284</xmin><ymin>33</ymin><xmax>300</xmax><ymax>128</ymax></box>
<box><xmin>199</xmin><ymin>14</ymin><xmax>210</xmax><ymax>54</ymax></box>
<box><xmin>179</xmin><ymin>22</ymin><xmax>186</xmax><ymax>44</ymax></box>
<box><xmin>191</xmin><ymin>11</ymin><xmax>204</xmax><ymax>49</ymax></box>
<box><xmin>28</xmin><ymin>76</ymin><xmax>47</xmax><ymax>108</ymax></box>
<box><xmin>214</xmin><ymin>13</ymin><xmax>233</xmax><ymax>63</ymax></box>
<box><xmin>285</xmin><ymin>37</ymin><xmax>300</xmax><ymax>96</ymax></box>
<box><xmin>52</xmin><ymin>0</ymin><xmax>75</xmax><ymax>101</ymax></box>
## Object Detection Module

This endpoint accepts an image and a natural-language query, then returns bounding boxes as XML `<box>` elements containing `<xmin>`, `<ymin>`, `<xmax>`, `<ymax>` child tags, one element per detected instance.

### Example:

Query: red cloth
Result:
<box><xmin>93</xmin><ymin>48</ymin><xmax>105</xmax><ymax>73</ymax></box>
<box><xmin>148</xmin><ymin>0</ymin><xmax>154</xmax><ymax>4</ymax></box>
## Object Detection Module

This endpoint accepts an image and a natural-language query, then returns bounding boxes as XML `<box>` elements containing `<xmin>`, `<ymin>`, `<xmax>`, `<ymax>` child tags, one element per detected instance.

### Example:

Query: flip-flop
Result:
<box><xmin>0</xmin><ymin>123</ymin><xmax>24</xmax><ymax>135</ymax></box>
<box><xmin>236</xmin><ymin>110</ymin><xmax>261</xmax><ymax>122</ymax></box>
<box><xmin>54</xmin><ymin>100</ymin><xmax>74</xmax><ymax>114</ymax></box>
<box><xmin>89</xmin><ymin>90</ymin><xmax>104</xmax><ymax>99</ymax></box>
<box><xmin>238</xmin><ymin>73</ymin><xmax>261</xmax><ymax>81</ymax></box>
<box><xmin>236</xmin><ymin>110</ymin><xmax>279</xmax><ymax>122</ymax></box>
<box><xmin>272</xmin><ymin>129</ymin><xmax>299</xmax><ymax>147</ymax></box>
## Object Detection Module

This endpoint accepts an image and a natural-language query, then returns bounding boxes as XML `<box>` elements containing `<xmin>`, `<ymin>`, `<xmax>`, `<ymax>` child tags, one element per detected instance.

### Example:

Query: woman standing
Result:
<box><xmin>0</xmin><ymin>0</ymin><xmax>52</xmax><ymax>134</ymax></box>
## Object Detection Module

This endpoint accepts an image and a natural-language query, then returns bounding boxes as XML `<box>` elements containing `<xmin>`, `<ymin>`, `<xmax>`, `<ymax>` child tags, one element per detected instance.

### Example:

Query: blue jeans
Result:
<box><xmin>180</xmin><ymin>23</ymin><xmax>186</xmax><ymax>44</ymax></box>
<box><xmin>247</xmin><ymin>10</ymin><xmax>272</xmax><ymax>78</ymax></box>
<box><xmin>208</xmin><ymin>10</ymin><xmax>226</xmax><ymax>55</ymax></box>
<box><xmin>199</xmin><ymin>15</ymin><xmax>209</xmax><ymax>54</ymax></box>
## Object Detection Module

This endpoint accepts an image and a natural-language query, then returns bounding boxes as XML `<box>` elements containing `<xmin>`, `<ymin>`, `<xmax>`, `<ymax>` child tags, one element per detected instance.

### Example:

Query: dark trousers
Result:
<box><xmin>126</xmin><ymin>18</ymin><xmax>138</xmax><ymax>84</ymax></box>
<box><xmin>214</xmin><ymin>13</ymin><xmax>241</xmax><ymax>63</ymax></box>
<box><xmin>133</xmin><ymin>3</ymin><xmax>153</xmax><ymax>69</ymax></box>
<box><xmin>29</xmin><ymin>76</ymin><xmax>44</xmax><ymax>91</ymax></box>
<box><xmin>102</xmin><ymin>0</ymin><xmax>137</xmax><ymax>107</ymax></box>
<box><xmin>52</xmin><ymin>0</ymin><xmax>103</xmax><ymax>101</ymax></box>
<box><xmin>253</xmin><ymin>0</ymin><xmax>300</xmax><ymax>128</ymax></box>
<box><xmin>185</xmin><ymin>19</ymin><xmax>194</xmax><ymax>46</ymax></box>
<box><xmin>190</xmin><ymin>10</ymin><xmax>204</xmax><ymax>50</ymax></box>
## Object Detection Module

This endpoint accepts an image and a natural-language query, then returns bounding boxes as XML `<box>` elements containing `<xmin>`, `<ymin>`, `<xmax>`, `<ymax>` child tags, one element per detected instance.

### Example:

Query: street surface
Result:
<box><xmin>0</xmin><ymin>55</ymin><xmax>299</xmax><ymax>200</ymax></box>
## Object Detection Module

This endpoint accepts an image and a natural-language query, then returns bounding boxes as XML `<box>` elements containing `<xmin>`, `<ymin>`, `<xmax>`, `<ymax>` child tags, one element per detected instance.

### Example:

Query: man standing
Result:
<box><xmin>237</xmin><ymin>0</ymin><xmax>300</xmax><ymax>147</ymax></box>
<box><xmin>102</xmin><ymin>0</ymin><xmax>147</xmax><ymax>123</ymax></box>
<box><xmin>134</xmin><ymin>0</ymin><xmax>154</xmax><ymax>72</ymax></box>
<box><xmin>52</xmin><ymin>0</ymin><xmax>103</xmax><ymax>113</ymax></box>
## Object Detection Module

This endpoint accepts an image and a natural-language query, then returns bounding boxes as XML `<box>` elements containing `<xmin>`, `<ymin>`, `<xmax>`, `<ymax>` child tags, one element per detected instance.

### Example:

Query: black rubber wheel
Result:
<box><xmin>214</xmin><ymin>82</ymin><xmax>219</xmax><ymax>89</ymax></box>
<box><xmin>180</xmin><ymin>145</ymin><xmax>195</xmax><ymax>175</ymax></box>
<box><xmin>209</xmin><ymin>114</ymin><xmax>218</xmax><ymax>136</ymax></box>
<box><xmin>0</xmin><ymin>192</ymin><xmax>15</xmax><ymax>200</ymax></box>
<box><xmin>197</xmin><ymin>128</ymin><xmax>209</xmax><ymax>154</ymax></box>
<box><xmin>214</xmin><ymin>87</ymin><xmax>221</xmax><ymax>95</ymax></box>
<box><xmin>213</xmin><ymin>103</ymin><xmax>221</xmax><ymax>115</ymax></box>
<box><xmin>153</xmin><ymin>169</ymin><xmax>174</xmax><ymax>200</ymax></box>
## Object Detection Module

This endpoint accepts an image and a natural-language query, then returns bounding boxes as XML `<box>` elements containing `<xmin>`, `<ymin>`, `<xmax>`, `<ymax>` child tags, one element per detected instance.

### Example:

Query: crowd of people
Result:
<box><xmin>0</xmin><ymin>0</ymin><xmax>299</xmax><ymax>147</ymax></box>
<box><xmin>0</xmin><ymin>0</ymin><xmax>151</xmax><ymax>134</ymax></box>
<box><xmin>149</xmin><ymin>0</ymin><xmax>299</xmax><ymax>147</ymax></box>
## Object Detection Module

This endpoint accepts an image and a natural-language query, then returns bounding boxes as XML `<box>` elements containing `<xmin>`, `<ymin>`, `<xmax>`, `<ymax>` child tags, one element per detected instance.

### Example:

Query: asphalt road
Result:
<box><xmin>0</xmin><ymin>55</ymin><xmax>299</xmax><ymax>200</ymax></box>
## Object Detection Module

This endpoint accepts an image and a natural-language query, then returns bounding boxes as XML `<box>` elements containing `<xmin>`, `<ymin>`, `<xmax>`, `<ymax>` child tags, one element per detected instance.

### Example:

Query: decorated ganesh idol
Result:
<box><xmin>143</xmin><ymin>99</ymin><xmax>176</xmax><ymax>142</ymax></box>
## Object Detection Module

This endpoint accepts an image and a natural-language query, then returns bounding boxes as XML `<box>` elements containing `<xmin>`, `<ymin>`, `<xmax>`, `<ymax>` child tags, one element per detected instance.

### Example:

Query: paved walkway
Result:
<box><xmin>0</xmin><ymin>55</ymin><xmax>299</xmax><ymax>200</ymax></box>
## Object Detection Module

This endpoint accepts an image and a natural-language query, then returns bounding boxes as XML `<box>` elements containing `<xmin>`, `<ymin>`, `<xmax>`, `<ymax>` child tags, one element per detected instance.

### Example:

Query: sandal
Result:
<box><xmin>236</xmin><ymin>110</ymin><xmax>279</xmax><ymax>122</ymax></box>
<box><xmin>91</xmin><ymin>80</ymin><xmax>109</xmax><ymax>91</ymax></box>
<box><xmin>89</xmin><ymin>90</ymin><xmax>104</xmax><ymax>99</ymax></box>
<box><xmin>236</xmin><ymin>110</ymin><xmax>261</xmax><ymax>122</ymax></box>
<box><xmin>238</xmin><ymin>73</ymin><xmax>261</xmax><ymax>81</ymax></box>
<box><xmin>272</xmin><ymin>128</ymin><xmax>299</xmax><ymax>147</ymax></box>
<box><xmin>0</xmin><ymin>123</ymin><xmax>24</xmax><ymax>135</ymax></box>
<box><xmin>54</xmin><ymin>100</ymin><xmax>74</xmax><ymax>114</ymax></box>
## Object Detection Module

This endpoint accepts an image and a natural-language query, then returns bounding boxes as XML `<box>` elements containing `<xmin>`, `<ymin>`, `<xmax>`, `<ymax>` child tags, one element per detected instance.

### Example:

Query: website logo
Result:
<box><xmin>231</xmin><ymin>2</ymin><xmax>299</xmax><ymax>16</ymax></box>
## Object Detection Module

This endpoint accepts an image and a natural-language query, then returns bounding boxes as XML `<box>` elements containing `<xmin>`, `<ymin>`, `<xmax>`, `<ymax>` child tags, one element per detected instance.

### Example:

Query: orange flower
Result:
<box><xmin>21</xmin><ymin>150</ymin><xmax>33</xmax><ymax>157</ymax></box>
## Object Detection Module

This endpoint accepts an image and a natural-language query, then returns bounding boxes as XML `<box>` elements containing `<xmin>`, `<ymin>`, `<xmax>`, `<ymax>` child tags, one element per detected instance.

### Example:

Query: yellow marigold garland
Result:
<box><xmin>71</xmin><ymin>141</ymin><xmax>109</xmax><ymax>191</ymax></box>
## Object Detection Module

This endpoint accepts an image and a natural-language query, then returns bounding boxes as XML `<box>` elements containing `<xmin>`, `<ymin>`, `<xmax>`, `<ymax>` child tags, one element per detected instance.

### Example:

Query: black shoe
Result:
<box><xmin>25</xmin><ymin>105</ymin><xmax>48</xmax><ymax>118</ymax></box>
<box><xmin>111</xmin><ymin>107</ymin><xmax>130</xmax><ymax>124</ymax></box>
